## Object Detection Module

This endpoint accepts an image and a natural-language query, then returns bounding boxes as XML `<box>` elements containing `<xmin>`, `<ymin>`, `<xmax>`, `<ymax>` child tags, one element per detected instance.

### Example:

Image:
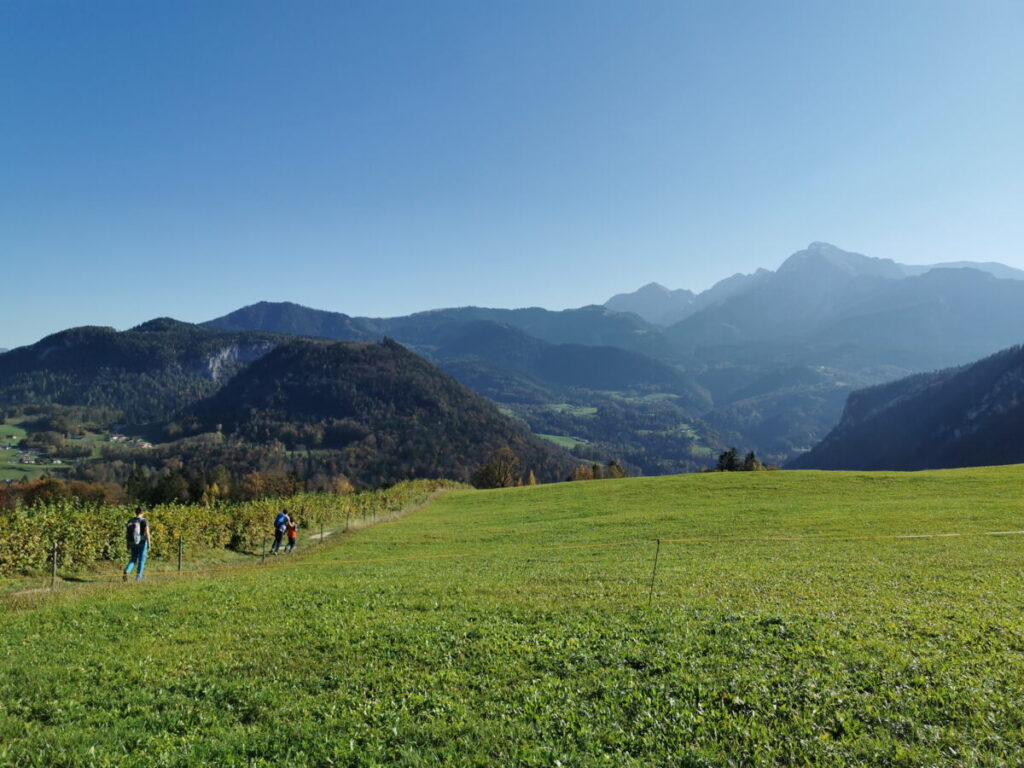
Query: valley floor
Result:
<box><xmin>3</xmin><ymin>468</ymin><xmax>1024</xmax><ymax>766</ymax></box>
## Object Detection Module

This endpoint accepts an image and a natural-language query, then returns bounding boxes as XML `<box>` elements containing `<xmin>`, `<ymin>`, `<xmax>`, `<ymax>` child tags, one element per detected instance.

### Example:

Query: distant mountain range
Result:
<box><xmin>199</xmin><ymin>242</ymin><xmax>1024</xmax><ymax>465</ymax></box>
<box><xmin>790</xmin><ymin>344</ymin><xmax>1024</xmax><ymax>471</ymax></box>
<box><xmin>4</xmin><ymin>240</ymin><xmax>1023</xmax><ymax>475</ymax></box>
<box><xmin>664</xmin><ymin>243</ymin><xmax>1024</xmax><ymax>372</ymax></box>
<box><xmin>606</xmin><ymin>245</ymin><xmax>1024</xmax><ymax>327</ymax></box>
<box><xmin>206</xmin><ymin>301</ymin><xmax>673</xmax><ymax>359</ymax></box>
<box><xmin>627</xmin><ymin>243</ymin><xmax>1024</xmax><ymax>460</ymax></box>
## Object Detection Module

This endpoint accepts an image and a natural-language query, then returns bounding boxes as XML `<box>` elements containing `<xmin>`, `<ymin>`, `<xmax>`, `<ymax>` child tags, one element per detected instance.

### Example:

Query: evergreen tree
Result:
<box><xmin>743</xmin><ymin>451</ymin><xmax>763</xmax><ymax>471</ymax></box>
<box><xmin>717</xmin><ymin>447</ymin><xmax>740</xmax><ymax>472</ymax></box>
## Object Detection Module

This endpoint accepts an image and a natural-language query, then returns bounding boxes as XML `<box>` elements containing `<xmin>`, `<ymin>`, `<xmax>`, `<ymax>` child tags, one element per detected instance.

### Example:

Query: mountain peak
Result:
<box><xmin>806</xmin><ymin>241</ymin><xmax>841</xmax><ymax>252</ymax></box>
<box><xmin>636</xmin><ymin>282</ymin><xmax>671</xmax><ymax>295</ymax></box>
<box><xmin>777</xmin><ymin>243</ymin><xmax>904</xmax><ymax>280</ymax></box>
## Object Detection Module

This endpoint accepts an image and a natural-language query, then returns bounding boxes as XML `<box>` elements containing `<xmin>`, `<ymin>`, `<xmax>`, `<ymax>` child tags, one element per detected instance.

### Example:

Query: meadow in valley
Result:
<box><xmin>2</xmin><ymin>467</ymin><xmax>1024</xmax><ymax>766</ymax></box>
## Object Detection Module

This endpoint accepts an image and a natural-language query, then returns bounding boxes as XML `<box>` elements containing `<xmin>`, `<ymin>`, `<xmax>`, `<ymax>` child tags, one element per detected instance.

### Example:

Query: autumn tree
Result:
<box><xmin>571</xmin><ymin>465</ymin><xmax>595</xmax><ymax>481</ymax></box>
<box><xmin>605</xmin><ymin>460</ymin><xmax>627</xmax><ymax>479</ymax></box>
<box><xmin>472</xmin><ymin>447</ymin><xmax>522</xmax><ymax>489</ymax></box>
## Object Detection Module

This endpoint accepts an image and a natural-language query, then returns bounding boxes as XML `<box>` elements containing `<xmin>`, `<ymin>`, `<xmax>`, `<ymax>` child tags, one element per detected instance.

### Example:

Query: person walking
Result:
<box><xmin>271</xmin><ymin>508</ymin><xmax>290</xmax><ymax>554</ymax></box>
<box><xmin>123</xmin><ymin>507</ymin><xmax>151</xmax><ymax>581</ymax></box>
<box><xmin>285</xmin><ymin>516</ymin><xmax>298</xmax><ymax>553</ymax></box>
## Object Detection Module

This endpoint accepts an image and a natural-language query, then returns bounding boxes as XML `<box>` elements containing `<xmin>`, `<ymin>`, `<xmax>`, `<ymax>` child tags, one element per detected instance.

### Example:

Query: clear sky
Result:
<box><xmin>2</xmin><ymin>0</ymin><xmax>1022</xmax><ymax>349</ymax></box>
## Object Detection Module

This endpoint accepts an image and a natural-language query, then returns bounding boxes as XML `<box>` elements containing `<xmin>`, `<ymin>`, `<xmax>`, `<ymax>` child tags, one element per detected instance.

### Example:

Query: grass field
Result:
<box><xmin>3</xmin><ymin>467</ymin><xmax>1024</xmax><ymax>766</ymax></box>
<box><xmin>536</xmin><ymin>432</ymin><xmax>588</xmax><ymax>449</ymax></box>
<box><xmin>544</xmin><ymin>403</ymin><xmax>598</xmax><ymax>417</ymax></box>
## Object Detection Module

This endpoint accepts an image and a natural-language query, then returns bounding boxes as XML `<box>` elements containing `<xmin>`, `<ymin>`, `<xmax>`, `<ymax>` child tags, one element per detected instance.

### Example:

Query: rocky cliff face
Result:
<box><xmin>204</xmin><ymin>341</ymin><xmax>275</xmax><ymax>381</ymax></box>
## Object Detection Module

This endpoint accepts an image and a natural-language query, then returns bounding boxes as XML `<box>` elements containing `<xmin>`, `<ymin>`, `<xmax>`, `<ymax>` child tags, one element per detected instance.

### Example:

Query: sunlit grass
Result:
<box><xmin>3</xmin><ymin>467</ymin><xmax>1024</xmax><ymax>766</ymax></box>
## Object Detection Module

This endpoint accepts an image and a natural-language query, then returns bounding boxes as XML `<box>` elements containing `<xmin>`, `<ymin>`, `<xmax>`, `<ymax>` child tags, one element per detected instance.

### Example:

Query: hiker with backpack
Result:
<box><xmin>271</xmin><ymin>509</ymin><xmax>290</xmax><ymax>554</ymax></box>
<box><xmin>123</xmin><ymin>507</ymin><xmax>151</xmax><ymax>581</ymax></box>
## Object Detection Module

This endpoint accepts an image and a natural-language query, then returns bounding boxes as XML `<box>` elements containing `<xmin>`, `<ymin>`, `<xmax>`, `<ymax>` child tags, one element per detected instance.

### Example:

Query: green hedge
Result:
<box><xmin>0</xmin><ymin>479</ymin><xmax>464</xmax><ymax>575</ymax></box>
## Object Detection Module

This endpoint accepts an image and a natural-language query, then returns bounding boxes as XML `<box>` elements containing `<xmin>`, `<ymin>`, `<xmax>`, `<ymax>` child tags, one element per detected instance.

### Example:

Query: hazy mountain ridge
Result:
<box><xmin>790</xmin><ymin>344</ymin><xmax>1024</xmax><ymax>470</ymax></box>
<box><xmin>199</xmin><ymin>243</ymin><xmax>1024</xmax><ymax>466</ymax></box>
<box><xmin>605</xmin><ymin>283</ymin><xmax>696</xmax><ymax>326</ymax></box>
<box><xmin>607</xmin><ymin>242</ymin><xmax>1024</xmax><ymax>327</ymax></box>
<box><xmin>7</xmin><ymin>240</ymin><xmax>1023</xmax><ymax>473</ymax></box>
<box><xmin>667</xmin><ymin>244</ymin><xmax>1024</xmax><ymax>361</ymax></box>
<box><xmin>206</xmin><ymin>302</ymin><xmax>670</xmax><ymax>358</ymax></box>
<box><xmin>431</xmin><ymin>321</ymin><xmax>708</xmax><ymax>407</ymax></box>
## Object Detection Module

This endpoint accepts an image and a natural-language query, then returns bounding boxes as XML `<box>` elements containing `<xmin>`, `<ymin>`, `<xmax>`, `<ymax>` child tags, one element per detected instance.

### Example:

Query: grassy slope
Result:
<box><xmin>3</xmin><ymin>468</ymin><xmax>1024</xmax><ymax>766</ymax></box>
<box><xmin>536</xmin><ymin>433</ymin><xmax>586</xmax><ymax>449</ymax></box>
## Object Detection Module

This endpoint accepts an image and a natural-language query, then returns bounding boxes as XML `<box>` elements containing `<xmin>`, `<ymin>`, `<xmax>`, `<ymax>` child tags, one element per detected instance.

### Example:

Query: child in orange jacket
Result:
<box><xmin>285</xmin><ymin>518</ymin><xmax>298</xmax><ymax>553</ymax></box>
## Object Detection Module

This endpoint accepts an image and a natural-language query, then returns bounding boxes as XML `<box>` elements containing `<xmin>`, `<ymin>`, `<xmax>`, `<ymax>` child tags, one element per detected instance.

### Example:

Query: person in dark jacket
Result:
<box><xmin>123</xmin><ymin>507</ymin><xmax>151</xmax><ymax>581</ymax></box>
<box><xmin>271</xmin><ymin>509</ymin><xmax>290</xmax><ymax>554</ymax></box>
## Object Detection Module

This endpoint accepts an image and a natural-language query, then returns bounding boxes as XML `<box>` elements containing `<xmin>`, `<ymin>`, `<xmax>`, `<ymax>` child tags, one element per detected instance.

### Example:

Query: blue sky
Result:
<box><xmin>2</xmin><ymin>0</ymin><xmax>1022</xmax><ymax>349</ymax></box>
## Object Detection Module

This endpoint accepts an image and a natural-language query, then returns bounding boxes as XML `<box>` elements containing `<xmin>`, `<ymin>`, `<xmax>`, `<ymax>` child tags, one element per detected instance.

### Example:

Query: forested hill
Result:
<box><xmin>0</xmin><ymin>319</ymin><xmax>279</xmax><ymax>423</ymax></box>
<box><xmin>177</xmin><ymin>338</ymin><xmax>576</xmax><ymax>486</ymax></box>
<box><xmin>204</xmin><ymin>301</ymin><xmax>672</xmax><ymax>358</ymax></box>
<box><xmin>201</xmin><ymin>301</ymin><xmax>376</xmax><ymax>341</ymax></box>
<box><xmin>790</xmin><ymin>344</ymin><xmax>1024</xmax><ymax>471</ymax></box>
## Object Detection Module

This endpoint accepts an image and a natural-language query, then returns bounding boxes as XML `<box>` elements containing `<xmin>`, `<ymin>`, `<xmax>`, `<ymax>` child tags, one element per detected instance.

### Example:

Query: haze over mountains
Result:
<box><xmin>4</xmin><ymin>241</ymin><xmax>1024</xmax><ymax>477</ymax></box>
<box><xmin>607</xmin><ymin>244</ymin><xmax>1024</xmax><ymax>327</ymax></box>
<box><xmin>198</xmin><ymin>242</ymin><xmax>1024</xmax><ymax>466</ymax></box>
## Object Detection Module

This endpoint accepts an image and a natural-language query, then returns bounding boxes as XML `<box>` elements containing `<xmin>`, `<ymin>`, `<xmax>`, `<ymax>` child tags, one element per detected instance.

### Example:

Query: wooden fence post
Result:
<box><xmin>647</xmin><ymin>539</ymin><xmax>661</xmax><ymax>606</ymax></box>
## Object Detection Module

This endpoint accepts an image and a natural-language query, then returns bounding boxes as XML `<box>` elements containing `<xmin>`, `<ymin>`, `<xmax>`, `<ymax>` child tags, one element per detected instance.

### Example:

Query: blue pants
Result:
<box><xmin>124</xmin><ymin>542</ymin><xmax>148</xmax><ymax>580</ymax></box>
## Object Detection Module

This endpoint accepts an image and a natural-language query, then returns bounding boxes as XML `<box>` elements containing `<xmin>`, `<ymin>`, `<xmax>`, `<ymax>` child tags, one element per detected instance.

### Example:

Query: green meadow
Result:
<box><xmin>536</xmin><ymin>433</ymin><xmax>588</xmax><ymax>449</ymax></box>
<box><xmin>3</xmin><ymin>467</ymin><xmax>1024</xmax><ymax>766</ymax></box>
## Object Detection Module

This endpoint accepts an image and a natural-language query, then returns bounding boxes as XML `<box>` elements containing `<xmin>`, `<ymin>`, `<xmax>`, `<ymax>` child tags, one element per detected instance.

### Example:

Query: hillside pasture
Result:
<box><xmin>0</xmin><ymin>422</ymin><xmax>72</xmax><ymax>481</ymax></box>
<box><xmin>2</xmin><ymin>468</ymin><xmax>1024</xmax><ymax>766</ymax></box>
<box><xmin>536</xmin><ymin>432</ymin><xmax>588</xmax><ymax>449</ymax></box>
